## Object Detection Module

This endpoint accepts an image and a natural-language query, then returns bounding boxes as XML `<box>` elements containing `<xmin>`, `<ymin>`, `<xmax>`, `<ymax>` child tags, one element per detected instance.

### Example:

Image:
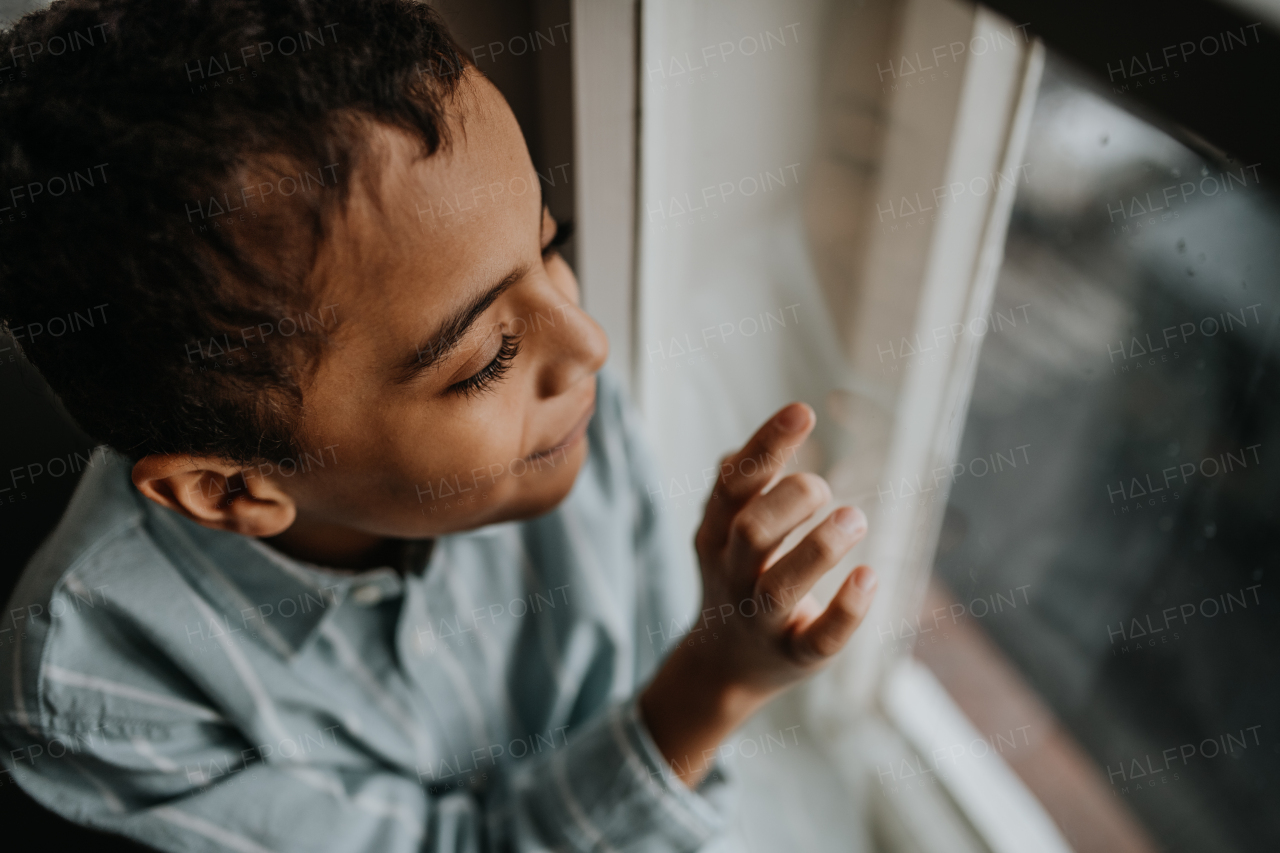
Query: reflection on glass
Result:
<box><xmin>923</xmin><ymin>56</ymin><xmax>1279</xmax><ymax>853</ymax></box>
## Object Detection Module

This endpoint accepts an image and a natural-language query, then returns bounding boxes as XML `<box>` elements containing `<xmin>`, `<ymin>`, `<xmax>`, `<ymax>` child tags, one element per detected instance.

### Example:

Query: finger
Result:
<box><xmin>727</xmin><ymin>472</ymin><xmax>832</xmax><ymax>575</ymax></box>
<box><xmin>791</xmin><ymin>565</ymin><xmax>878</xmax><ymax>662</ymax></box>
<box><xmin>700</xmin><ymin>403</ymin><xmax>814</xmax><ymax>548</ymax></box>
<box><xmin>753</xmin><ymin>506</ymin><xmax>867</xmax><ymax>623</ymax></box>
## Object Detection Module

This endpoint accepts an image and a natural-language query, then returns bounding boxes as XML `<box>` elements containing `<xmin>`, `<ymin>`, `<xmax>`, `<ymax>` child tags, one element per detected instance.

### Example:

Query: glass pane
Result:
<box><xmin>919</xmin><ymin>54</ymin><xmax>1279</xmax><ymax>853</ymax></box>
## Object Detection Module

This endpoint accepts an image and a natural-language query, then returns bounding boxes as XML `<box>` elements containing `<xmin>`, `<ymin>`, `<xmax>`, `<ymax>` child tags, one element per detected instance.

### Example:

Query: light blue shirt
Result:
<box><xmin>0</xmin><ymin>370</ymin><xmax>732</xmax><ymax>852</ymax></box>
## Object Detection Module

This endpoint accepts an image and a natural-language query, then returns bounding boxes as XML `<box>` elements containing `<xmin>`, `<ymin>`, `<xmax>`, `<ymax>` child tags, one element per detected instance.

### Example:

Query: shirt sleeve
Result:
<box><xmin>2</xmin><ymin>692</ymin><xmax>727</xmax><ymax>853</ymax></box>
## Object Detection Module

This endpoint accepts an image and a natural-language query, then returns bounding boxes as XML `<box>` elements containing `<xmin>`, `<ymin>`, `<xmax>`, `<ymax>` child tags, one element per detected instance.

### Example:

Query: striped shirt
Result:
<box><xmin>0</xmin><ymin>370</ymin><xmax>732</xmax><ymax>852</ymax></box>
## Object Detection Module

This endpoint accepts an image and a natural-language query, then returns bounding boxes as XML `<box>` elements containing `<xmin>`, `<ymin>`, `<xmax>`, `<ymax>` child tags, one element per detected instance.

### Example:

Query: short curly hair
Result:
<box><xmin>0</xmin><ymin>0</ymin><xmax>470</xmax><ymax>463</ymax></box>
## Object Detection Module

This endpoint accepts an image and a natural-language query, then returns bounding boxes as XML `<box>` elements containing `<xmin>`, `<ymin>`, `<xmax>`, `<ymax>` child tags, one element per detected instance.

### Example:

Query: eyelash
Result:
<box><xmin>445</xmin><ymin>217</ymin><xmax>565</xmax><ymax>397</ymax></box>
<box><xmin>448</xmin><ymin>333</ymin><xmax>523</xmax><ymax>397</ymax></box>
<box><xmin>543</xmin><ymin>219</ymin><xmax>573</xmax><ymax>257</ymax></box>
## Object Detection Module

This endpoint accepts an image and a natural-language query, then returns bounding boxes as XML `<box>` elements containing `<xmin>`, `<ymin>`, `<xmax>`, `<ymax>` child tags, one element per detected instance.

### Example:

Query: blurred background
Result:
<box><xmin>2</xmin><ymin>0</ymin><xmax>1277</xmax><ymax>851</ymax></box>
<box><xmin>923</xmin><ymin>56</ymin><xmax>1280</xmax><ymax>852</ymax></box>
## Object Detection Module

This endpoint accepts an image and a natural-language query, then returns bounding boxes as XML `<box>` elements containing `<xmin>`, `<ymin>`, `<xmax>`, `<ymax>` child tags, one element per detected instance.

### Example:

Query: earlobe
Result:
<box><xmin>132</xmin><ymin>455</ymin><xmax>297</xmax><ymax>537</ymax></box>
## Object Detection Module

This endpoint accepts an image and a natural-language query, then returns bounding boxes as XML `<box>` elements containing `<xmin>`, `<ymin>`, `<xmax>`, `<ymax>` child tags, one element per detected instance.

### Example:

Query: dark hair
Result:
<box><xmin>0</xmin><ymin>0</ymin><xmax>471</xmax><ymax>462</ymax></box>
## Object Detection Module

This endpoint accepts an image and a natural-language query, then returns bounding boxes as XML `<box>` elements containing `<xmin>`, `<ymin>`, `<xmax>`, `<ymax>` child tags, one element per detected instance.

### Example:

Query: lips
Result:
<box><xmin>527</xmin><ymin>400</ymin><xmax>595</xmax><ymax>461</ymax></box>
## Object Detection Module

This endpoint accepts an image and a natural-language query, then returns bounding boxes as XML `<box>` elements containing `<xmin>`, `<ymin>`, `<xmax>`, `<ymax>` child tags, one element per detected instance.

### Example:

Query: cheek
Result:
<box><xmin>312</xmin><ymin>387</ymin><xmax>529</xmax><ymax>495</ymax></box>
<box><xmin>431</xmin><ymin>413</ymin><xmax>525</xmax><ymax>478</ymax></box>
<box><xmin>385</xmin><ymin>388</ymin><xmax>524</xmax><ymax>482</ymax></box>
<box><xmin>399</xmin><ymin>397</ymin><xmax>581</xmax><ymax>527</ymax></box>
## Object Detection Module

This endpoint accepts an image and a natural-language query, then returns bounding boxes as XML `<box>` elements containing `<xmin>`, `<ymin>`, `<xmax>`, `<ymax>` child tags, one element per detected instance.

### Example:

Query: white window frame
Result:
<box><xmin>795</xmin><ymin>6</ymin><xmax>1069</xmax><ymax>850</ymax></box>
<box><xmin>570</xmin><ymin>0</ymin><xmax>641</xmax><ymax>399</ymax></box>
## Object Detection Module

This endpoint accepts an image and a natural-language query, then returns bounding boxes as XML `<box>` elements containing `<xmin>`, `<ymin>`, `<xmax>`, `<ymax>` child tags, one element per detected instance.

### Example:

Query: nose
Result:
<box><xmin>529</xmin><ymin>285</ymin><xmax>609</xmax><ymax>399</ymax></box>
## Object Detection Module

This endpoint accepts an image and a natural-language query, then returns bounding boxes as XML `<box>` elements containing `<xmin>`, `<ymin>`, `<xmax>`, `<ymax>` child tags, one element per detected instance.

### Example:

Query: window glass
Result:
<box><xmin>922</xmin><ymin>54</ymin><xmax>1279</xmax><ymax>853</ymax></box>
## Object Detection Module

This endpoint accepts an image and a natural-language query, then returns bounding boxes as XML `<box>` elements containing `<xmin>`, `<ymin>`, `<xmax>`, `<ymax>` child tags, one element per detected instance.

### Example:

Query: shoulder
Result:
<box><xmin>0</xmin><ymin>451</ymin><xmax>208</xmax><ymax>733</ymax></box>
<box><xmin>3</xmin><ymin>448</ymin><xmax>146</xmax><ymax>654</ymax></box>
<box><xmin>9</xmin><ymin>448</ymin><xmax>145</xmax><ymax>604</ymax></box>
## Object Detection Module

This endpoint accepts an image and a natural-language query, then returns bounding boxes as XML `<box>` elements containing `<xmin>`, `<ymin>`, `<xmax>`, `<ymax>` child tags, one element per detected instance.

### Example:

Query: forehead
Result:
<box><xmin>313</xmin><ymin>73</ymin><xmax>538</xmax><ymax>330</ymax></box>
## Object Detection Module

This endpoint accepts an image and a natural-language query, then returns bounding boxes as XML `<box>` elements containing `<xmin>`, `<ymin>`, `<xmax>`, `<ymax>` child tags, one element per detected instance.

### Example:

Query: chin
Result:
<box><xmin>492</xmin><ymin>439</ymin><xmax>590</xmax><ymax>524</ymax></box>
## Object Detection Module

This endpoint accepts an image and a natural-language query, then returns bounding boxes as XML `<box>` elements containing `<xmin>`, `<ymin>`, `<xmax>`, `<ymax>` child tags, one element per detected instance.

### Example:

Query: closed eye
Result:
<box><xmin>447</xmin><ymin>333</ymin><xmax>522</xmax><ymax>397</ymax></box>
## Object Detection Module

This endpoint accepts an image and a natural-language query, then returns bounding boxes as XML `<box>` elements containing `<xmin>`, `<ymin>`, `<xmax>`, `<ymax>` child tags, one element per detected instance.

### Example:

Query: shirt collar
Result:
<box><xmin>139</xmin><ymin>489</ymin><xmax>428</xmax><ymax>660</ymax></box>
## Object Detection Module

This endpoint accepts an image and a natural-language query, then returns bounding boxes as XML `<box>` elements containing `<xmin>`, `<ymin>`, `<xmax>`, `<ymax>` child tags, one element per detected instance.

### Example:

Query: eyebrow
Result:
<box><xmin>393</xmin><ymin>266</ymin><xmax>526</xmax><ymax>384</ymax></box>
<box><xmin>393</xmin><ymin>187</ymin><xmax>552</xmax><ymax>385</ymax></box>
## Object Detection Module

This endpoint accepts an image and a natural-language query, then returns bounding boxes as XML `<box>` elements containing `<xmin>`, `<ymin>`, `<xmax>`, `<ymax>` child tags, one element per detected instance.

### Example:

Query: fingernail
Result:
<box><xmin>775</xmin><ymin>404</ymin><xmax>808</xmax><ymax>432</ymax></box>
<box><xmin>855</xmin><ymin>566</ymin><xmax>878</xmax><ymax>592</ymax></box>
<box><xmin>833</xmin><ymin>506</ymin><xmax>866</xmax><ymax>535</ymax></box>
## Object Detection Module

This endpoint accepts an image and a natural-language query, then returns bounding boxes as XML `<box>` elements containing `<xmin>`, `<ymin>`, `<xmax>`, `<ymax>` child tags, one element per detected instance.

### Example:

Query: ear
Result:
<box><xmin>132</xmin><ymin>455</ymin><xmax>297</xmax><ymax>537</ymax></box>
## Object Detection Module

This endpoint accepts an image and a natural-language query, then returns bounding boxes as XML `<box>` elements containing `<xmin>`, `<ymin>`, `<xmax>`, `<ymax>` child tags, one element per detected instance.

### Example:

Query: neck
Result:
<box><xmin>263</xmin><ymin>513</ymin><xmax>409</xmax><ymax>571</ymax></box>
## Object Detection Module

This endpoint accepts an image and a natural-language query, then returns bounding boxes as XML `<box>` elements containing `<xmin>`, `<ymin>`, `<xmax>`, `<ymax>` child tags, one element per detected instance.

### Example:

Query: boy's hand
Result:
<box><xmin>640</xmin><ymin>403</ymin><xmax>877</xmax><ymax>786</ymax></box>
<box><xmin>694</xmin><ymin>401</ymin><xmax>875</xmax><ymax>694</ymax></box>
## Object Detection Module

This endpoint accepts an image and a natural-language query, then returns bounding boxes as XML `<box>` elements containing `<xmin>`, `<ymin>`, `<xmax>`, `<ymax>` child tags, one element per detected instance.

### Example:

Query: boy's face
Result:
<box><xmin>271</xmin><ymin>72</ymin><xmax>608</xmax><ymax>543</ymax></box>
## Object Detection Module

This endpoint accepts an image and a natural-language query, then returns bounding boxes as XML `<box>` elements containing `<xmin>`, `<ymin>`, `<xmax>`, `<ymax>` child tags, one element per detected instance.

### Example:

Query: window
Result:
<box><xmin>634</xmin><ymin>0</ymin><xmax>1276</xmax><ymax>851</ymax></box>
<box><xmin>921</xmin><ymin>54</ymin><xmax>1278</xmax><ymax>853</ymax></box>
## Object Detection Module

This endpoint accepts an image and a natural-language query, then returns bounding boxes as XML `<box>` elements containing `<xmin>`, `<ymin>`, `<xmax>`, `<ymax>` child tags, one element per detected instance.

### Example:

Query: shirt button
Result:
<box><xmin>352</xmin><ymin>585</ymin><xmax>383</xmax><ymax>606</ymax></box>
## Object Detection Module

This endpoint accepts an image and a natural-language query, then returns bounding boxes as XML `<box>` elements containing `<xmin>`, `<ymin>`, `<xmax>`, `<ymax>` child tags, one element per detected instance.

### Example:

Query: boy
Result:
<box><xmin>0</xmin><ymin>1</ymin><xmax>877</xmax><ymax>850</ymax></box>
